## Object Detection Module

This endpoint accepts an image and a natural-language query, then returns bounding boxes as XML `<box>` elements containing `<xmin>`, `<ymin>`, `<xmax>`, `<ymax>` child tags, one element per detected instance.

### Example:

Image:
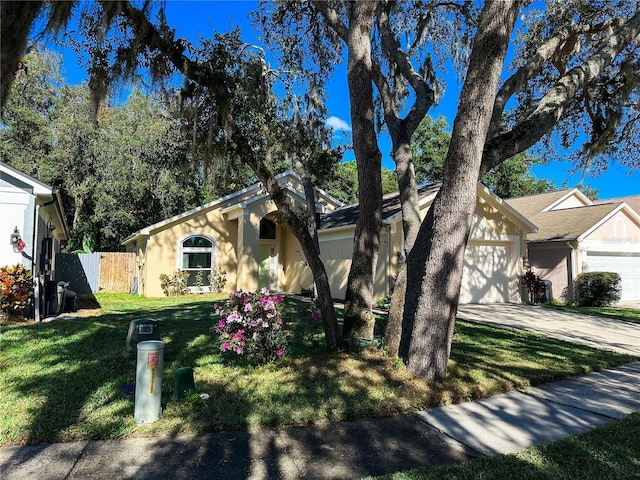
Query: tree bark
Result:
<box><xmin>371</xmin><ymin>3</ymin><xmax>436</xmax><ymax>354</ymax></box>
<box><xmin>246</xmin><ymin>153</ymin><xmax>340</xmax><ymax>351</ymax></box>
<box><xmin>400</xmin><ymin>0</ymin><xmax>520</xmax><ymax>380</ymax></box>
<box><xmin>341</xmin><ymin>1</ymin><xmax>383</xmax><ymax>340</ymax></box>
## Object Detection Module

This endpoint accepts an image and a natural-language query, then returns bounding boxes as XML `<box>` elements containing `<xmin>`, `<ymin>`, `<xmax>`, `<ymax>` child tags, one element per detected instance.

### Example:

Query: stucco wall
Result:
<box><xmin>584</xmin><ymin>210</ymin><xmax>640</xmax><ymax>242</ymax></box>
<box><xmin>528</xmin><ymin>245</ymin><xmax>572</xmax><ymax>301</ymax></box>
<box><xmin>140</xmin><ymin>207</ymin><xmax>239</xmax><ymax>297</ymax></box>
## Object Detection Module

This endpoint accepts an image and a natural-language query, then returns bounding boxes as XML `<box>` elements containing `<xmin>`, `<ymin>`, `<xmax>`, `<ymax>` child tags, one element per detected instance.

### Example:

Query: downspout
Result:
<box><xmin>31</xmin><ymin>201</ymin><xmax>40</xmax><ymax>321</ymax></box>
<box><xmin>33</xmin><ymin>193</ymin><xmax>57</xmax><ymax>322</ymax></box>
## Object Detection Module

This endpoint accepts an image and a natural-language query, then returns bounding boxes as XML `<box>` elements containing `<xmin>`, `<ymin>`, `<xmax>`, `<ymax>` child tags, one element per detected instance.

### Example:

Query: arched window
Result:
<box><xmin>181</xmin><ymin>235</ymin><xmax>215</xmax><ymax>287</ymax></box>
<box><xmin>259</xmin><ymin>218</ymin><xmax>277</xmax><ymax>240</ymax></box>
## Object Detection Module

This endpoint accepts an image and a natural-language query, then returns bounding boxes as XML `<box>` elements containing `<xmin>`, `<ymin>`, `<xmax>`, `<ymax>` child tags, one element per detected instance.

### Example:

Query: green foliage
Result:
<box><xmin>1</xmin><ymin>50</ymin><xmax>205</xmax><ymax>251</ymax></box>
<box><xmin>159</xmin><ymin>270</ymin><xmax>190</xmax><ymax>297</ymax></box>
<box><xmin>375</xmin><ymin>294</ymin><xmax>393</xmax><ymax>311</ymax></box>
<box><xmin>575</xmin><ymin>272</ymin><xmax>622</xmax><ymax>307</ymax></box>
<box><xmin>323</xmin><ymin>161</ymin><xmax>398</xmax><ymax>204</ymax></box>
<box><xmin>411</xmin><ymin>116</ymin><xmax>451</xmax><ymax>184</ymax></box>
<box><xmin>482</xmin><ymin>152</ymin><xmax>556</xmax><ymax>199</ymax></box>
<box><xmin>0</xmin><ymin>264</ymin><xmax>33</xmax><ymax>320</ymax></box>
<box><xmin>207</xmin><ymin>268</ymin><xmax>227</xmax><ymax>293</ymax></box>
<box><xmin>411</xmin><ymin>116</ymin><xmax>557</xmax><ymax>197</ymax></box>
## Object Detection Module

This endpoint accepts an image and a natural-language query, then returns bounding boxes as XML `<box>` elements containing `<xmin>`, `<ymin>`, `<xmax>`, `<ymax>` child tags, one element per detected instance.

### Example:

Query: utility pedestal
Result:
<box><xmin>134</xmin><ymin>340</ymin><xmax>164</xmax><ymax>424</ymax></box>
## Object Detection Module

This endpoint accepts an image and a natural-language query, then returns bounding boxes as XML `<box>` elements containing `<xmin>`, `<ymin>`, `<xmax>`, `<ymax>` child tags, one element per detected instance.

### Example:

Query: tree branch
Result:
<box><xmin>312</xmin><ymin>1</ymin><xmax>349</xmax><ymax>42</ymax></box>
<box><xmin>482</xmin><ymin>10</ymin><xmax>640</xmax><ymax>173</ymax></box>
<box><xmin>488</xmin><ymin>17</ymin><xmax>627</xmax><ymax>139</ymax></box>
<box><xmin>375</xmin><ymin>2</ymin><xmax>435</xmax><ymax>134</ymax></box>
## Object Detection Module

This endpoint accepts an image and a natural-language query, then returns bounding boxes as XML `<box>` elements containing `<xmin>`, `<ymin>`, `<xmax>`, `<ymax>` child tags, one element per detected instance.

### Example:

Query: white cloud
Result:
<box><xmin>325</xmin><ymin>116</ymin><xmax>351</xmax><ymax>131</ymax></box>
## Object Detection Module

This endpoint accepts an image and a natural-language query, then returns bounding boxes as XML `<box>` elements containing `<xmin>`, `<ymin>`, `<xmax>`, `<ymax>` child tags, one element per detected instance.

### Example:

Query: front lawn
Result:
<box><xmin>543</xmin><ymin>303</ymin><xmax>640</xmax><ymax>324</ymax></box>
<box><xmin>0</xmin><ymin>293</ymin><xmax>634</xmax><ymax>446</ymax></box>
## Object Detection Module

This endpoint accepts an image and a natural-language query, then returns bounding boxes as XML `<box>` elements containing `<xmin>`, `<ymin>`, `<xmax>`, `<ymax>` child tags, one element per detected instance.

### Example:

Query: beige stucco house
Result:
<box><xmin>506</xmin><ymin>189</ymin><xmax>640</xmax><ymax>302</ymax></box>
<box><xmin>123</xmin><ymin>171</ymin><xmax>536</xmax><ymax>303</ymax></box>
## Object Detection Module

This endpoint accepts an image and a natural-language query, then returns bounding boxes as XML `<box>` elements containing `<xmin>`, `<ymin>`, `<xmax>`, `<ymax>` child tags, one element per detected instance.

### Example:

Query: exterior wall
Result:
<box><xmin>138</xmin><ymin>206</ymin><xmax>239</xmax><ymax>297</ymax></box>
<box><xmin>583</xmin><ymin>210</ymin><xmax>640</xmax><ymax>243</ymax></box>
<box><xmin>280</xmin><ymin>228</ymin><xmax>312</xmax><ymax>294</ymax></box>
<box><xmin>551</xmin><ymin>195</ymin><xmax>590</xmax><ymax>210</ymax></box>
<box><xmin>0</xmin><ymin>179</ymin><xmax>34</xmax><ymax>270</ymax></box>
<box><xmin>527</xmin><ymin>244</ymin><xmax>573</xmax><ymax>301</ymax></box>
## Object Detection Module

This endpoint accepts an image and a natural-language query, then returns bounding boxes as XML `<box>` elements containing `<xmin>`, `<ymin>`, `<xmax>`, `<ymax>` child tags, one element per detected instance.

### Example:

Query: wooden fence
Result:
<box><xmin>55</xmin><ymin>252</ymin><xmax>137</xmax><ymax>294</ymax></box>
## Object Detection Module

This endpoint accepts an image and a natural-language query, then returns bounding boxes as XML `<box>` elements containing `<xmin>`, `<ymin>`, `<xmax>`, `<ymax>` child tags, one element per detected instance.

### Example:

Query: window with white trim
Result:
<box><xmin>181</xmin><ymin>235</ymin><xmax>215</xmax><ymax>287</ymax></box>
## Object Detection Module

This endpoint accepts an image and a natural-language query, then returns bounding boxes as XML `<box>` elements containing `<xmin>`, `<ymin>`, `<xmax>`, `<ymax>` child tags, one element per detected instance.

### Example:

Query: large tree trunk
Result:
<box><xmin>382</xmin><ymin>130</ymin><xmax>422</xmax><ymax>356</ymax></box>
<box><xmin>400</xmin><ymin>0</ymin><xmax>520</xmax><ymax>380</ymax></box>
<box><xmin>247</xmin><ymin>154</ymin><xmax>340</xmax><ymax>351</ymax></box>
<box><xmin>342</xmin><ymin>1</ymin><xmax>383</xmax><ymax>340</ymax></box>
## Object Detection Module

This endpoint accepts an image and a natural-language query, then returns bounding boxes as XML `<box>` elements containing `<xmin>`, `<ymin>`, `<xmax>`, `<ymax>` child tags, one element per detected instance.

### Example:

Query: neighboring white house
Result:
<box><xmin>0</xmin><ymin>162</ymin><xmax>69</xmax><ymax>319</ymax></box>
<box><xmin>507</xmin><ymin>189</ymin><xmax>640</xmax><ymax>302</ymax></box>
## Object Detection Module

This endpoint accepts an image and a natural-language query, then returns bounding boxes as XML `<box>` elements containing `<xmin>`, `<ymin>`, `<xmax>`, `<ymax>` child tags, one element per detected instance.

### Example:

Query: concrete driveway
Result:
<box><xmin>456</xmin><ymin>304</ymin><xmax>640</xmax><ymax>356</ymax></box>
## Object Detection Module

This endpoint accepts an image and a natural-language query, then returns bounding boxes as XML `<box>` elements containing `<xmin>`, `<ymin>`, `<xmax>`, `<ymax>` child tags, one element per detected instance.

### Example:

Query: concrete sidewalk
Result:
<box><xmin>2</xmin><ymin>362</ymin><xmax>639</xmax><ymax>480</ymax></box>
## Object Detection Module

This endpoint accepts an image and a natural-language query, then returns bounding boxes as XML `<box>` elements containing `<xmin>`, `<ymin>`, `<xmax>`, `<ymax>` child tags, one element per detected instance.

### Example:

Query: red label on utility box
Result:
<box><xmin>147</xmin><ymin>352</ymin><xmax>159</xmax><ymax>367</ymax></box>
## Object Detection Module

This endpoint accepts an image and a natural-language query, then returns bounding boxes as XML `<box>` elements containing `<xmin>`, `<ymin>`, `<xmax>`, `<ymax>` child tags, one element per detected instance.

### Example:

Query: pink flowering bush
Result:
<box><xmin>213</xmin><ymin>289</ymin><xmax>290</xmax><ymax>364</ymax></box>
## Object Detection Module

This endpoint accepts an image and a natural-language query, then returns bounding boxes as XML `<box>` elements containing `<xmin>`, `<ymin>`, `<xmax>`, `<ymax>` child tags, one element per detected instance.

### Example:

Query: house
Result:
<box><xmin>122</xmin><ymin>171</ymin><xmax>344</xmax><ymax>297</ymax></box>
<box><xmin>506</xmin><ymin>189</ymin><xmax>640</xmax><ymax>302</ymax></box>
<box><xmin>0</xmin><ymin>162</ymin><xmax>70</xmax><ymax>319</ymax></box>
<box><xmin>124</xmin><ymin>171</ymin><xmax>536</xmax><ymax>304</ymax></box>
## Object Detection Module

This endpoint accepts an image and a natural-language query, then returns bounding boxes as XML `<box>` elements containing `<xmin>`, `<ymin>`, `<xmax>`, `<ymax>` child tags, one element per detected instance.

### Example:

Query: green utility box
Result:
<box><xmin>123</xmin><ymin>318</ymin><xmax>161</xmax><ymax>361</ymax></box>
<box><xmin>174</xmin><ymin>367</ymin><xmax>196</xmax><ymax>399</ymax></box>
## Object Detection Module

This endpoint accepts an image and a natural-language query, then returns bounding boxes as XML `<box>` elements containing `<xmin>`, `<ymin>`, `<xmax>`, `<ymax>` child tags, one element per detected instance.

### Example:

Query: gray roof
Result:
<box><xmin>320</xmin><ymin>183</ymin><xmax>441</xmax><ymax>230</ymax></box>
<box><xmin>521</xmin><ymin>203</ymin><xmax>620</xmax><ymax>242</ymax></box>
<box><xmin>506</xmin><ymin>190</ymin><xmax>625</xmax><ymax>242</ymax></box>
<box><xmin>595</xmin><ymin>195</ymin><xmax>640</xmax><ymax>216</ymax></box>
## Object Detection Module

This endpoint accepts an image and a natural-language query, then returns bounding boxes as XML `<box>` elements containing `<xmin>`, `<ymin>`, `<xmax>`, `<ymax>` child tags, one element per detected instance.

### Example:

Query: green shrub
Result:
<box><xmin>0</xmin><ymin>264</ymin><xmax>33</xmax><ymax>320</ymax></box>
<box><xmin>159</xmin><ymin>269</ymin><xmax>190</xmax><ymax>296</ymax></box>
<box><xmin>208</xmin><ymin>268</ymin><xmax>227</xmax><ymax>293</ymax></box>
<box><xmin>575</xmin><ymin>271</ymin><xmax>621</xmax><ymax>307</ymax></box>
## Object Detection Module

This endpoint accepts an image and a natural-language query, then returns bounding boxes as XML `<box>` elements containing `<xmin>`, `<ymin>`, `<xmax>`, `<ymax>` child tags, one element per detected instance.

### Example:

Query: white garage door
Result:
<box><xmin>584</xmin><ymin>252</ymin><xmax>640</xmax><ymax>302</ymax></box>
<box><xmin>460</xmin><ymin>243</ymin><xmax>511</xmax><ymax>304</ymax></box>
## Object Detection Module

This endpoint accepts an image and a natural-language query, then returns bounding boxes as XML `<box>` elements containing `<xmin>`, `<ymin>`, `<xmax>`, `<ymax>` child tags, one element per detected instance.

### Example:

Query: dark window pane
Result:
<box><xmin>259</xmin><ymin>219</ymin><xmax>276</xmax><ymax>239</ymax></box>
<box><xmin>184</xmin><ymin>252</ymin><xmax>211</xmax><ymax>269</ymax></box>
<box><xmin>185</xmin><ymin>269</ymin><xmax>212</xmax><ymax>287</ymax></box>
<box><xmin>183</xmin><ymin>236</ymin><xmax>213</xmax><ymax>248</ymax></box>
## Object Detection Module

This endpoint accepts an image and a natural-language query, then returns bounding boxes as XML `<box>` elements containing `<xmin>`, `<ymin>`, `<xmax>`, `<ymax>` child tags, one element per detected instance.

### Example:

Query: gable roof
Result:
<box><xmin>122</xmin><ymin>170</ymin><xmax>344</xmax><ymax>245</ymax></box>
<box><xmin>507</xmin><ymin>189</ymin><xmax>640</xmax><ymax>243</ymax></box>
<box><xmin>520</xmin><ymin>203</ymin><xmax>622</xmax><ymax>242</ymax></box>
<box><xmin>0</xmin><ymin>162</ymin><xmax>69</xmax><ymax>240</ymax></box>
<box><xmin>504</xmin><ymin>189</ymin><xmax>592</xmax><ymax>218</ymax></box>
<box><xmin>0</xmin><ymin>161</ymin><xmax>55</xmax><ymax>195</ymax></box>
<box><xmin>320</xmin><ymin>182</ymin><xmax>536</xmax><ymax>233</ymax></box>
<box><xmin>319</xmin><ymin>183</ymin><xmax>441</xmax><ymax>230</ymax></box>
<box><xmin>595</xmin><ymin>194</ymin><xmax>640</xmax><ymax>215</ymax></box>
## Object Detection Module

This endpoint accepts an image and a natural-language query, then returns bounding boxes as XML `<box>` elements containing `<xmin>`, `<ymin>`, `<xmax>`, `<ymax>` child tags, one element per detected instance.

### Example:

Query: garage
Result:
<box><xmin>584</xmin><ymin>251</ymin><xmax>640</xmax><ymax>302</ymax></box>
<box><xmin>460</xmin><ymin>243</ymin><xmax>512</xmax><ymax>304</ymax></box>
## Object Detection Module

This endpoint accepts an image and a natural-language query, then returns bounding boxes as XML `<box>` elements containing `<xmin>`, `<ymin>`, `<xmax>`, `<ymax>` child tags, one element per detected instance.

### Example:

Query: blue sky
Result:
<box><xmin>51</xmin><ymin>1</ymin><xmax>639</xmax><ymax>200</ymax></box>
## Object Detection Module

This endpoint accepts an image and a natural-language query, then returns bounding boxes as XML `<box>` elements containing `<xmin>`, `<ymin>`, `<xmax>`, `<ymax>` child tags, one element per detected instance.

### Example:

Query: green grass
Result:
<box><xmin>542</xmin><ymin>303</ymin><xmax>640</xmax><ymax>324</ymax></box>
<box><xmin>0</xmin><ymin>293</ymin><xmax>635</xmax><ymax>446</ymax></box>
<box><xmin>367</xmin><ymin>412</ymin><xmax>640</xmax><ymax>480</ymax></box>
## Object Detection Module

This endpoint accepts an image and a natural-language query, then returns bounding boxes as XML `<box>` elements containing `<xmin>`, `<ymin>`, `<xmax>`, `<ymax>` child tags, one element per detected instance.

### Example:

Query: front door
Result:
<box><xmin>258</xmin><ymin>243</ymin><xmax>279</xmax><ymax>291</ymax></box>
